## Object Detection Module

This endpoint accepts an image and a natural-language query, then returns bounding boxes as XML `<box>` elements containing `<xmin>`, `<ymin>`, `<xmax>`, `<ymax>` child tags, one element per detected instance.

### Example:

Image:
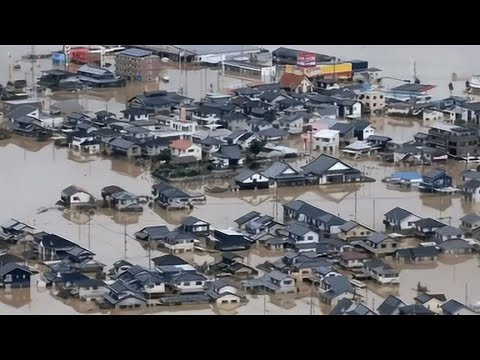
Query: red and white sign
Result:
<box><xmin>297</xmin><ymin>52</ymin><xmax>316</xmax><ymax>67</ymax></box>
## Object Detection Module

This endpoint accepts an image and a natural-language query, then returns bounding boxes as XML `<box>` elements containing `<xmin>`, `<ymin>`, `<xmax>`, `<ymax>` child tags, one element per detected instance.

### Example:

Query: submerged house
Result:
<box><xmin>396</xmin><ymin>246</ymin><xmax>439</xmax><ymax>263</ymax></box>
<box><xmin>208</xmin><ymin>229</ymin><xmax>252</xmax><ymax>251</ymax></box>
<box><xmin>463</xmin><ymin>179</ymin><xmax>480</xmax><ymax>202</ymax></box>
<box><xmin>0</xmin><ymin>219</ymin><xmax>34</xmax><ymax>243</ymax></box>
<box><xmin>101</xmin><ymin>185</ymin><xmax>143</xmax><ymax>212</ymax></box>
<box><xmin>179</xmin><ymin>216</ymin><xmax>210</xmax><ymax>236</ymax></box>
<box><xmin>0</xmin><ymin>263</ymin><xmax>37</xmax><ymax>288</ymax></box>
<box><xmin>243</xmin><ymin>270</ymin><xmax>296</xmax><ymax>294</ymax></box>
<box><xmin>105</xmin><ymin>137</ymin><xmax>142</xmax><ymax>158</ymax></box>
<box><xmin>60</xmin><ymin>185</ymin><xmax>95</xmax><ymax>209</ymax></box>
<box><xmin>261</xmin><ymin>161</ymin><xmax>306</xmax><ymax>187</ymax></box>
<box><xmin>329</xmin><ymin>298</ymin><xmax>376</xmax><ymax>315</ymax></box>
<box><xmin>317</xmin><ymin>275</ymin><xmax>355</xmax><ymax>306</ymax></box>
<box><xmin>234</xmin><ymin>169</ymin><xmax>270</xmax><ymax>190</ymax></box>
<box><xmin>459</xmin><ymin>213</ymin><xmax>480</xmax><ymax>235</ymax></box>
<box><xmin>419</xmin><ymin>169</ymin><xmax>453</xmax><ymax>193</ymax></box>
<box><xmin>209</xmin><ymin>252</ymin><xmax>258</xmax><ymax>279</ymax></box>
<box><xmin>363</xmin><ymin>259</ymin><xmax>400</xmax><ymax>284</ymax></box>
<box><xmin>358</xmin><ymin>232</ymin><xmax>399</xmax><ymax>256</ymax></box>
<box><xmin>302</xmin><ymin>154</ymin><xmax>364</xmax><ymax>185</ymax></box>
<box><xmin>383</xmin><ymin>207</ymin><xmax>422</xmax><ymax>233</ymax></box>
<box><xmin>412</xmin><ymin>218</ymin><xmax>447</xmax><ymax>239</ymax></box>
<box><xmin>212</xmin><ymin>144</ymin><xmax>244</xmax><ymax>169</ymax></box>
<box><xmin>337</xmin><ymin>221</ymin><xmax>375</xmax><ymax>243</ymax></box>
<box><xmin>134</xmin><ymin>226</ymin><xmax>170</xmax><ymax>242</ymax></box>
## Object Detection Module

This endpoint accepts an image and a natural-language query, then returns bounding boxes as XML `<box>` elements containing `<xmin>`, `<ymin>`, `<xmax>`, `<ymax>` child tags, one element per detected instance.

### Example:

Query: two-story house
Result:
<box><xmin>359</xmin><ymin>232</ymin><xmax>399</xmax><ymax>256</ymax></box>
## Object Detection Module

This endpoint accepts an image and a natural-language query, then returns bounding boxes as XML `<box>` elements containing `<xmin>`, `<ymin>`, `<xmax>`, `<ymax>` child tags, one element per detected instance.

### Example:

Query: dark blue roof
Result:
<box><xmin>377</xmin><ymin>295</ymin><xmax>405</xmax><ymax>315</ymax></box>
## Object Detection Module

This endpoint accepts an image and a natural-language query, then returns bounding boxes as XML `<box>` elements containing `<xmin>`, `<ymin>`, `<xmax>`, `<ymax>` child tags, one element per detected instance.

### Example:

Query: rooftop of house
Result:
<box><xmin>286</xmin><ymin>223</ymin><xmax>313</xmax><ymax>237</ymax></box>
<box><xmin>257</xmin><ymin>127</ymin><xmax>287</xmax><ymax>138</ymax></box>
<box><xmin>339</xmin><ymin>251</ymin><xmax>370</xmax><ymax>261</ymax></box>
<box><xmin>119</xmin><ymin>48</ymin><xmax>154</xmax><ymax>58</ymax></box>
<box><xmin>367</xmin><ymin>134</ymin><xmax>392</xmax><ymax>142</ymax></box>
<box><xmin>61</xmin><ymin>185</ymin><xmax>90</xmax><ymax>197</ymax></box>
<box><xmin>423</xmin><ymin>168</ymin><xmax>447</xmax><ymax>179</ymax></box>
<box><xmin>330</xmin><ymin>122</ymin><xmax>354</xmax><ymax>135</ymax></box>
<box><xmin>464</xmin><ymin>179</ymin><xmax>480</xmax><ymax>190</ymax></box>
<box><xmin>234</xmin><ymin>211</ymin><xmax>261</xmax><ymax>226</ymax></box>
<box><xmin>101</xmin><ymin>185</ymin><xmax>125</xmax><ymax>196</ymax></box>
<box><xmin>384</xmin><ymin>207</ymin><xmax>415</xmax><ymax>222</ymax></box>
<box><xmin>262</xmin><ymin>161</ymin><xmax>303</xmax><ymax>179</ymax></box>
<box><xmin>437</xmin><ymin>239</ymin><xmax>471</xmax><ymax>251</ymax></box>
<box><xmin>151</xmin><ymin>254</ymin><xmax>189</xmax><ymax>267</ymax></box>
<box><xmin>460</xmin><ymin>213</ymin><xmax>480</xmax><ymax>224</ymax></box>
<box><xmin>268</xmin><ymin>270</ymin><xmax>291</xmax><ymax>282</ymax></box>
<box><xmin>0</xmin><ymin>262</ymin><xmax>35</xmax><ymax>276</ymax></box>
<box><xmin>462</xmin><ymin>169</ymin><xmax>480</xmax><ymax>180</ymax></box>
<box><xmin>398</xmin><ymin>304</ymin><xmax>435</xmax><ymax>315</ymax></box>
<box><xmin>280</xmin><ymin>73</ymin><xmax>310</xmax><ymax>89</ymax></box>
<box><xmin>181</xmin><ymin>216</ymin><xmax>207</xmax><ymax>226</ymax></box>
<box><xmin>34</xmin><ymin>233</ymin><xmax>77</xmax><ymax>249</ymax></box>
<box><xmin>434</xmin><ymin>225</ymin><xmax>463</xmax><ymax>237</ymax></box>
<box><xmin>323</xmin><ymin>275</ymin><xmax>354</xmax><ymax>297</ymax></box>
<box><xmin>390</xmin><ymin>84</ymin><xmax>436</xmax><ymax>93</ymax></box>
<box><xmin>338</xmin><ymin>220</ymin><xmax>361</xmax><ymax>232</ymax></box>
<box><xmin>170</xmin><ymin>139</ymin><xmax>193</xmax><ymax>150</ymax></box>
<box><xmin>414</xmin><ymin>293</ymin><xmax>447</xmax><ymax>304</ymax></box>
<box><xmin>214</xmin><ymin>144</ymin><xmax>242</xmax><ymax>160</ymax></box>
<box><xmin>329</xmin><ymin>298</ymin><xmax>375</xmax><ymax>315</ymax></box>
<box><xmin>314</xmin><ymin>129</ymin><xmax>340</xmax><ymax>138</ymax></box>
<box><xmin>302</xmin><ymin>154</ymin><xmax>358</xmax><ymax>176</ymax></box>
<box><xmin>234</xmin><ymin>169</ymin><xmax>262</xmax><ymax>183</ymax></box>
<box><xmin>413</xmin><ymin>217</ymin><xmax>446</xmax><ymax>229</ymax></box>
<box><xmin>377</xmin><ymin>295</ymin><xmax>406</xmax><ymax>315</ymax></box>
<box><xmin>396</xmin><ymin>246</ymin><xmax>439</xmax><ymax>258</ymax></box>
<box><xmin>440</xmin><ymin>299</ymin><xmax>470</xmax><ymax>314</ymax></box>
<box><xmin>0</xmin><ymin>253</ymin><xmax>24</xmax><ymax>265</ymax></box>
<box><xmin>109</xmin><ymin>137</ymin><xmax>137</xmax><ymax>150</ymax></box>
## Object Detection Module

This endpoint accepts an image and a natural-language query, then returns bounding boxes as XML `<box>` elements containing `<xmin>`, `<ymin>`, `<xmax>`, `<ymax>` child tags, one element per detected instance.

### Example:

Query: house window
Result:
<box><xmin>360</xmin><ymin>232</ymin><xmax>365</xmax><ymax>235</ymax></box>
<box><xmin>188</xmin><ymin>149</ymin><xmax>195</xmax><ymax>153</ymax></box>
<box><xmin>183</xmin><ymin>282</ymin><xmax>191</xmax><ymax>286</ymax></box>
<box><xmin>392</xmin><ymin>243</ymin><xmax>397</xmax><ymax>248</ymax></box>
<box><xmin>366</xmin><ymin>231</ymin><xmax>371</xmax><ymax>235</ymax></box>
<box><xmin>380</xmin><ymin>95</ymin><xmax>384</xmax><ymax>99</ymax></box>
<box><xmin>5</xmin><ymin>274</ymin><xmax>12</xmax><ymax>282</ymax></box>
<box><xmin>352</xmin><ymin>232</ymin><xmax>356</xmax><ymax>236</ymax></box>
<box><xmin>195</xmin><ymin>281</ymin><xmax>203</xmax><ymax>285</ymax></box>
<box><xmin>283</xmin><ymin>280</ymin><xmax>292</xmax><ymax>285</ymax></box>
<box><xmin>73</xmin><ymin>196</ymin><xmax>80</xmax><ymax>201</ymax></box>
<box><xmin>221</xmin><ymin>300</ymin><xmax>229</xmax><ymax>304</ymax></box>
<box><xmin>381</xmin><ymin>244</ymin><xmax>387</xmax><ymax>248</ymax></box>
<box><xmin>307</xmin><ymin>235</ymin><xmax>314</xmax><ymax>240</ymax></box>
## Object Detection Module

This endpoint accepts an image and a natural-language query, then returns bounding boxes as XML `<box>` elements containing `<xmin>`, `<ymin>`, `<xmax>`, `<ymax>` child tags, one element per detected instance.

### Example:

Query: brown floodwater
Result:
<box><xmin>2</xmin><ymin>45</ymin><xmax>480</xmax><ymax>314</ymax></box>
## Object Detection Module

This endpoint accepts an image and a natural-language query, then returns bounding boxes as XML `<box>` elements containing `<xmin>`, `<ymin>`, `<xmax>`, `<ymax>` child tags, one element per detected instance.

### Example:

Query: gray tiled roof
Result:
<box><xmin>384</xmin><ymin>207</ymin><xmax>414</xmax><ymax>222</ymax></box>
<box><xmin>460</xmin><ymin>213</ymin><xmax>480</xmax><ymax>225</ymax></box>
<box><xmin>377</xmin><ymin>295</ymin><xmax>405</xmax><ymax>315</ymax></box>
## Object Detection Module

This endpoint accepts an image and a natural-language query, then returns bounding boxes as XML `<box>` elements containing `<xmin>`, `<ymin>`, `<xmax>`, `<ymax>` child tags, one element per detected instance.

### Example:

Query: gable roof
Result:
<box><xmin>151</xmin><ymin>254</ymin><xmax>188</xmax><ymax>266</ymax></box>
<box><xmin>181</xmin><ymin>216</ymin><xmax>207</xmax><ymax>226</ymax></box>
<box><xmin>413</xmin><ymin>218</ymin><xmax>446</xmax><ymax>229</ymax></box>
<box><xmin>234</xmin><ymin>169</ymin><xmax>262</xmax><ymax>182</ymax></box>
<box><xmin>396</xmin><ymin>246</ymin><xmax>439</xmax><ymax>259</ymax></box>
<box><xmin>441</xmin><ymin>299</ymin><xmax>470</xmax><ymax>314</ymax></box>
<box><xmin>399</xmin><ymin>304</ymin><xmax>435</xmax><ymax>315</ymax></box>
<box><xmin>323</xmin><ymin>276</ymin><xmax>354</xmax><ymax>296</ymax></box>
<box><xmin>366</xmin><ymin>232</ymin><xmax>391</xmax><ymax>244</ymax></box>
<box><xmin>135</xmin><ymin>225</ymin><xmax>170</xmax><ymax>240</ymax></box>
<box><xmin>234</xmin><ymin>211</ymin><xmax>261</xmax><ymax>226</ymax></box>
<box><xmin>287</xmin><ymin>223</ymin><xmax>313</xmax><ymax>237</ymax></box>
<box><xmin>437</xmin><ymin>239</ymin><xmax>471</xmax><ymax>251</ymax></box>
<box><xmin>214</xmin><ymin>144</ymin><xmax>242</xmax><ymax>160</ymax></box>
<box><xmin>414</xmin><ymin>293</ymin><xmax>447</xmax><ymax>304</ymax></box>
<box><xmin>464</xmin><ymin>179</ymin><xmax>480</xmax><ymax>190</ymax></box>
<box><xmin>62</xmin><ymin>185</ymin><xmax>90</xmax><ymax>197</ymax></box>
<box><xmin>280</xmin><ymin>73</ymin><xmax>311</xmax><ymax>89</ymax></box>
<box><xmin>109</xmin><ymin>138</ymin><xmax>136</xmax><ymax>150</ymax></box>
<box><xmin>423</xmin><ymin>168</ymin><xmax>447</xmax><ymax>179</ymax></box>
<box><xmin>302</xmin><ymin>154</ymin><xmax>358</xmax><ymax>176</ymax></box>
<box><xmin>384</xmin><ymin>207</ymin><xmax>415</xmax><ymax>222</ymax></box>
<box><xmin>0</xmin><ymin>263</ymin><xmax>35</xmax><ymax>276</ymax></box>
<box><xmin>434</xmin><ymin>225</ymin><xmax>463</xmax><ymax>237</ymax></box>
<box><xmin>351</xmin><ymin>119</ymin><xmax>372</xmax><ymax>130</ymax></box>
<box><xmin>257</xmin><ymin>127</ymin><xmax>287</xmax><ymax>138</ymax></box>
<box><xmin>460</xmin><ymin>213</ymin><xmax>480</xmax><ymax>224</ymax></box>
<box><xmin>262</xmin><ymin>161</ymin><xmax>303</xmax><ymax>179</ymax></box>
<box><xmin>6</xmin><ymin>105</ymin><xmax>37</xmax><ymax>120</ymax></box>
<box><xmin>377</xmin><ymin>295</ymin><xmax>406</xmax><ymax>315</ymax></box>
<box><xmin>0</xmin><ymin>253</ymin><xmax>24</xmax><ymax>266</ymax></box>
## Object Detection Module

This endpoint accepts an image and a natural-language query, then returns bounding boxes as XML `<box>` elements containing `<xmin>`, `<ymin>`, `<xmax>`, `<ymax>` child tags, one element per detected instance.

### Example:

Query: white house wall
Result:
<box><xmin>399</xmin><ymin>214</ymin><xmax>422</xmax><ymax>230</ymax></box>
<box><xmin>242</xmin><ymin>173</ymin><xmax>269</xmax><ymax>184</ymax></box>
<box><xmin>70</xmin><ymin>192</ymin><xmax>92</xmax><ymax>204</ymax></box>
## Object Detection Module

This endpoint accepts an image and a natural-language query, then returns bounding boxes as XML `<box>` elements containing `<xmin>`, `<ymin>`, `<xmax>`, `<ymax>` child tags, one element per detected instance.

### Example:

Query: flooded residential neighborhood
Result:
<box><xmin>1</xmin><ymin>45</ymin><xmax>480</xmax><ymax>315</ymax></box>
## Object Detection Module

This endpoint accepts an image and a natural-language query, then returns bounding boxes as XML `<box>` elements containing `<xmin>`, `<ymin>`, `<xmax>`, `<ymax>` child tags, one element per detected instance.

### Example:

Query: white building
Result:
<box><xmin>313</xmin><ymin>129</ymin><xmax>340</xmax><ymax>153</ymax></box>
<box><xmin>170</xmin><ymin>139</ymin><xmax>202</xmax><ymax>161</ymax></box>
<box><xmin>423</xmin><ymin>109</ymin><xmax>444</xmax><ymax>122</ymax></box>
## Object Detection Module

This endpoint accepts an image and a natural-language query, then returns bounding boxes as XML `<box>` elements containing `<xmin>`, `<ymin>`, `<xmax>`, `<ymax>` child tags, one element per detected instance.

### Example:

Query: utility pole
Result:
<box><xmin>354</xmin><ymin>190</ymin><xmax>358</xmax><ymax>221</ymax></box>
<box><xmin>372</xmin><ymin>198</ymin><xmax>376</xmax><ymax>229</ymax></box>
<box><xmin>31</xmin><ymin>45</ymin><xmax>37</xmax><ymax>100</ymax></box>
<box><xmin>88</xmin><ymin>213</ymin><xmax>91</xmax><ymax>250</ymax></box>
<box><xmin>124</xmin><ymin>223</ymin><xmax>127</xmax><ymax>259</ymax></box>
<box><xmin>465</xmin><ymin>282</ymin><xmax>469</xmax><ymax>306</ymax></box>
<box><xmin>148</xmin><ymin>237</ymin><xmax>152</xmax><ymax>270</ymax></box>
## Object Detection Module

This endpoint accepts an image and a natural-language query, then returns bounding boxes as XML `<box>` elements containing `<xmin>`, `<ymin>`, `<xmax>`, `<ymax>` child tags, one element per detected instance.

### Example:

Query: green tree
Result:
<box><xmin>156</xmin><ymin>149</ymin><xmax>172</xmax><ymax>164</ymax></box>
<box><xmin>249</xmin><ymin>139</ymin><xmax>266</xmax><ymax>155</ymax></box>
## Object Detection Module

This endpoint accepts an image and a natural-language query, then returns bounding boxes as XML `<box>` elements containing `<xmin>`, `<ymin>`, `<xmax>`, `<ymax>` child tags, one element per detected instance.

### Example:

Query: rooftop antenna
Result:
<box><xmin>410</xmin><ymin>57</ymin><xmax>420</xmax><ymax>84</ymax></box>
